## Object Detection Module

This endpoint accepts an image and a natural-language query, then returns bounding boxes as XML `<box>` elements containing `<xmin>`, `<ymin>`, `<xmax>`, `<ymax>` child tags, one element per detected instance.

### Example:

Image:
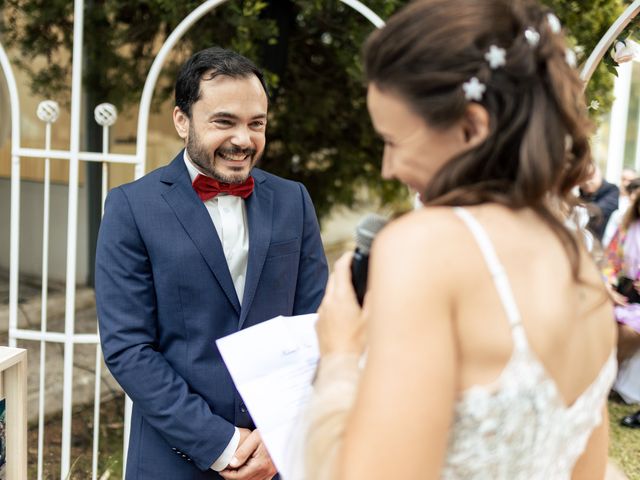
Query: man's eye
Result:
<box><xmin>251</xmin><ymin>121</ymin><xmax>265</xmax><ymax>129</ymax></box>
<box><xmin>214</xmin><ymin>119</ymin><xmax>233</xmax><ymax>126</ymax></box>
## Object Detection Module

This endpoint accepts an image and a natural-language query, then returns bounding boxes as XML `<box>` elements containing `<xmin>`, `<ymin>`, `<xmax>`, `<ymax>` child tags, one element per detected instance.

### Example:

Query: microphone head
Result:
<box><xmin>355</xmin><ymin>213</ymin><xmax>388</xmax><ymax>254</ymax></box>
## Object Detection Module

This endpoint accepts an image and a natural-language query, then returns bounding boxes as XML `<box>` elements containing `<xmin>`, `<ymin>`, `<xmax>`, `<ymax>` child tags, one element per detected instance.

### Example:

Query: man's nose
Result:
<box><xmin>231</xmin><ymin>126</ymin><xmax>252</xmax><ymax>148</ymax></box>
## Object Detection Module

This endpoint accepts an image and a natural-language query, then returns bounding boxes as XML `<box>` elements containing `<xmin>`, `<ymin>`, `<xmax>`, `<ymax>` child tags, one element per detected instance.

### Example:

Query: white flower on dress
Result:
<box><xmin>484</xmin><ymin>45</ymin><xmax>507</xmax><ymax>69</ymax></box>
<box><xmin>588</xmin><ymin>100</ymin><xmax>600</xmax><ymax>111</ymax></box>
<box><xmin>462</xmin><ymin>77</ymin><xmax>486</xmax><ymax>101</ymax></box>
<box><xmin>547</xmin><ymin>13</ymin><xmax>561</xmax><ymax>34</ymax></box>
<box><xmin>524</xmin><ymin>28</ymin><xmax>540</xmax><ymax>47</ymax></box>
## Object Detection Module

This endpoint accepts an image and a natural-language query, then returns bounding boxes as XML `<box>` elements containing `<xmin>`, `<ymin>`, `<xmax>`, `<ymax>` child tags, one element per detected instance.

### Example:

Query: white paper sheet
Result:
<box><xmin>216</xmin><ymin>314</ymin><xmax>319</xmax><ymax>479</ymax></box>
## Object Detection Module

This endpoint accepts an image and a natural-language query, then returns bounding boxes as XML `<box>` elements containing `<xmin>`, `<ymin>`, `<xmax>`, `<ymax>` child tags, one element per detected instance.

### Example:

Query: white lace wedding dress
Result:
<box><xmin>441</xmin><ymin>208</ymin><xmax>617</xmax><ymax>479</ymax></box>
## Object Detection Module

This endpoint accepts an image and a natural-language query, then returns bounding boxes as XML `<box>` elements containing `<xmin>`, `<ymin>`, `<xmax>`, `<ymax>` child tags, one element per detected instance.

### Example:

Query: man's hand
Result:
<box><xmin>220</xmin><ymin>429</ymin><xmax>277</xmax><ymax>480</ymax></box>
<box><xmin>237</xmin><ymin>427</ymin><xmax>252</xmax><ymax>446</ymax></box>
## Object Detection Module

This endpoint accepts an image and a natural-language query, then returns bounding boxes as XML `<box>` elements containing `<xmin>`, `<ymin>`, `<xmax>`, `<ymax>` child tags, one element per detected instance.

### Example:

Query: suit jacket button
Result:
<box><xmin>240</xmin><ymin>403</ymin><xmax>247</xmax><ymax>413</ymax></box>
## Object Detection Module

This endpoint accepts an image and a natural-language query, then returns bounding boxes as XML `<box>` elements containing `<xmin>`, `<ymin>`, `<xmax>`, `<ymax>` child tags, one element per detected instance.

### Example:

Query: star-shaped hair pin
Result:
<box><xmin>547</xmin><ymin>13</ymin><xmax>561</xmax><ymax>34</ymax></box>
<box><xmin>462</xmin><ymin>77</ymin><xmax>486</xmax><ymax>101</ymax></box>
<box><xmin>565</xmin><ymin>48</ymin><xmax>577</xmax><ymax>68</ymax></box>
<box><xmin>524</xmin><ymin>28</ymin><xmax>540</xmax><ymax>47</ymax></box>
<box><xmin>484</xmin><ymin>45</ymin><xmax>506</xmax><ymax>69</ymax></box>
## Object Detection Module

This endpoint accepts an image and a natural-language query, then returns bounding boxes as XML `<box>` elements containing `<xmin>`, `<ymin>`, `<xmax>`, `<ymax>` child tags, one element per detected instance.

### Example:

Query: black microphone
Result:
<box><xmin>351</xmin><ymin>214</ymin><xmax>388</xmax><ymax>306</ymax></box>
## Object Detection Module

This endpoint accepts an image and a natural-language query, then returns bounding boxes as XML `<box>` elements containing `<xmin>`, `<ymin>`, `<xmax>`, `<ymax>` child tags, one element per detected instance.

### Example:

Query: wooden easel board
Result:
<box><xmin>0</xmin><ymin>347</ymin><xmax>27</xmax><ymax>480</ymax></box>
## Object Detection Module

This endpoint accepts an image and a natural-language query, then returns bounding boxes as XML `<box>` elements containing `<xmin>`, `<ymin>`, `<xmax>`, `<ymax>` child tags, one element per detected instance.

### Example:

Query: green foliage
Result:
<box><xmin>608</xmin><ymin>398</ymin><xmax>640</xmax><ymax>478</ymax></box>
<box><xmin>541</xmin><ymin>0</ymin><xmax>626</xmax><ymax>117</ymax></box>
<box><xmin>256</xmin><ymin>0</ymin><xmax>407</xmax><ymax>216</ymax></box>
<box><xmin>0</xmin><ymin>0</ymin><xmax>632</xmax><ymax>217</ymax></box>
<box><xmin>0</xmin><ymin>0</ymin><xmax>281</xmax><ymax>108</ymax></box>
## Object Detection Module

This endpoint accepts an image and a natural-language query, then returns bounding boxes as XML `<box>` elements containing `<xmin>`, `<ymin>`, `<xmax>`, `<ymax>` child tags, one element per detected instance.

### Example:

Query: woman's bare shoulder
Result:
<box><xmin>370</xmin><ymin>207</ymin><xmax>474</xmax><ymax>284</ymax></box>
<box><xmin>374</xmin><ymin>207</ymin><xmax>470</xmax><ymax>255</ymax></box>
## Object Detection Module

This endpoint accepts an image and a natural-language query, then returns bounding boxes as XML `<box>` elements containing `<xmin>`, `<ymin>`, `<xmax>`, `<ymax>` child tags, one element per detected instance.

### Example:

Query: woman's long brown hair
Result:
<box><xmin>363</xmin><ymin>0</ymin><xmax>593</xmax><ymax>280</ymax></box>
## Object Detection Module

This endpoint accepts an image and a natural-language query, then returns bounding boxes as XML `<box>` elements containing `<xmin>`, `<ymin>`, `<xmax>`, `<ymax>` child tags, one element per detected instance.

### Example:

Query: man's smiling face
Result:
<box><xmin>174</xmin><ymin>73</ymin><xmax>268</xmax><ymax>183</ymax></box>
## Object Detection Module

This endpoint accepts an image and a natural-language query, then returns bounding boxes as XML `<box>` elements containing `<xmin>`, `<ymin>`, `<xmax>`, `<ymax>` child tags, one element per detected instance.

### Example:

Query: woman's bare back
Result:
<box><xmin>451</xmin><ymin>204</ymin><xmax>615</xmax><ymax>404</ymax></box>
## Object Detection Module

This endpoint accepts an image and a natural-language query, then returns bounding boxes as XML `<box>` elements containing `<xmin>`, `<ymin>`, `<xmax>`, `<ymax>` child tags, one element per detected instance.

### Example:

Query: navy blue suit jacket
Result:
<box><xmin>95</xmin><ymin>152</ymin><xmax>328</xmax><ymax>479</ymax></box>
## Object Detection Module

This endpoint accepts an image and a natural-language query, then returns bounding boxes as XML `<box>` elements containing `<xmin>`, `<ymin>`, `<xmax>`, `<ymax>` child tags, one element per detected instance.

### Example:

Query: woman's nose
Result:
<box><xmin>381</xmin><ymin>150</ymin><xmax>393</xmax><ymax>180</ymax></box>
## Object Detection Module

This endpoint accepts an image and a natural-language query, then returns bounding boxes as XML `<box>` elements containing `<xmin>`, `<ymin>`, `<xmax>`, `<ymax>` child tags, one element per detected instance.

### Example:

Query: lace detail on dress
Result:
<box><xmin>442</xmin><ymin>348</ymin><xmax>616</xmax><ymax>480</ymax></box>
<box><xmin>442</xmin><ymin>208</ymin><xmax>617</xmax><ymax>480</ymax></box>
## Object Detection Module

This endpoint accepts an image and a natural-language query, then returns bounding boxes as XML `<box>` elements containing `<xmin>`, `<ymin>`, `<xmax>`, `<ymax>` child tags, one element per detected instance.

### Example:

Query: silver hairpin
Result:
<box><xmin>462</xmin><ymin>77</ymin><xmax>486</xmax><ymax>101</ymax></box>
<box><xmin>565</xmin><ymin>48</ymin><xmax>577</xmax><ymax>68</ymax></box>
<box><xmin>524</xmin><ymin>28</ymin><xmax>540</xmax><ymax>47</ymax></box>
<box><xmin>484</xmin><ymin>45</ymin><xmax>506</xmax><ymax>69</ymax></box>
<box><xmin>547</xmin><ymin>13</ymin><xmax>561</xmax><ymax>34</ymax></box>
<box><xmin>564</xmin><ymin>134</ymin><xmax>573</xmax><ymax>152</ymax></box>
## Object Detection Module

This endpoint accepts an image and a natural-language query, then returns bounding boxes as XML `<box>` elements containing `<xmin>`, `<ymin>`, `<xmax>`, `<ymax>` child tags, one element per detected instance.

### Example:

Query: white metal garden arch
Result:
<box><xmin>1</xmin><ymin>1</ymin><xmax>384</xmax><ymax>479</ymax></box>
<box><xmin>580</xmin><ymin>1</ymin><xmax>640</xmax><ymax>184</ymax></box>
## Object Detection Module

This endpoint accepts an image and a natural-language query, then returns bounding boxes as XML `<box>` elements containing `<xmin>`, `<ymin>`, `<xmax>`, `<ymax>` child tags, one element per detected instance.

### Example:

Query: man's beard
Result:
<box><xmin>186</xmin><ymin>126</ymin><xmax>258</xmax><ymax>184</ymax></box>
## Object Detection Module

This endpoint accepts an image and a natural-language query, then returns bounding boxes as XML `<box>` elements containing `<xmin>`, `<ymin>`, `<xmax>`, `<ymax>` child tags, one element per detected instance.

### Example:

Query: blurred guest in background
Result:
<box><xmin>604</xmin><ymin>178</ymin><xmax>640</xmax><ymax>428</ymax></box>
<box><xmin>620</xmin><ymin>168</ymin><xmax>637</xmax><ymax>203</ymax></box>
<box><xmin>603</xmin><ymin>168</ymin><xmax>638</xmax><ymax>248</ymax></box>
<box><xmin>580</xmin><ymin>166</ymin><xmax>619</xmax><ymax>242</ymax></box>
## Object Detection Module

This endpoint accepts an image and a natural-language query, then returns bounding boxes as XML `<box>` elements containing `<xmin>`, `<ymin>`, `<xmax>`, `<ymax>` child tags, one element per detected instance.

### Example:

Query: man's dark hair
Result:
<box><xmin>175</xmin><ymin>46</ymin><xmax>269</xmax><ymax>117</ymax></box>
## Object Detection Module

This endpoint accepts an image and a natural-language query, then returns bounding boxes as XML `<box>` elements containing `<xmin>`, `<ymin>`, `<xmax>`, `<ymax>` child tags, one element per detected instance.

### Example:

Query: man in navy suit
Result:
<box><xmin>95</xmin><ymin>47</ymin><xmax>328</xmax><ymax>479</ymax></box>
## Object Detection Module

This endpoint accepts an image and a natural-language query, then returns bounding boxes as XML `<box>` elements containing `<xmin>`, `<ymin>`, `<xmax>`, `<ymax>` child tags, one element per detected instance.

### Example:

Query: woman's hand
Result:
<box><xmin>607</xmin><ymin>283</ymin><xmax>628</xmax><ymax>307</ymax></box>
<box><xmin>316</xmin><ymin>252</ymin><xmax>367</xmax><ymax>356</ymax></box>
<box><xmin>612</xmin><ymin>289</ymin><xmax>629</xmax><ymax>307</ymax></box>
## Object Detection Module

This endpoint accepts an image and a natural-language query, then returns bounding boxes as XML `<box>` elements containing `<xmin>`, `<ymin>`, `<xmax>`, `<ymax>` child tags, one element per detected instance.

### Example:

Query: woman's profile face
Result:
<box><xmin>367</xmin><ymin>83</ymin><xmax>468</xmax><ymax>196</ymax></box>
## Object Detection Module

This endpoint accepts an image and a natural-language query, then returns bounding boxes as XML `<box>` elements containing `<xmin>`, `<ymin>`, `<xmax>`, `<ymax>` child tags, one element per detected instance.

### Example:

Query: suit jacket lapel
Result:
<box><xmin>239</xmin><ymin>169</ymin><xmax>273</xmax><ymax>328</ymax></box>
<box><xmin>160</xmin><ymin>153</ymin><xmax>241</xmax><ymax>315</ymax></box>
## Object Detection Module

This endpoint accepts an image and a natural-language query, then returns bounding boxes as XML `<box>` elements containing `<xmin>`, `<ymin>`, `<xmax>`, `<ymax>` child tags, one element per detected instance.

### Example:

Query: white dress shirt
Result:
<box><xmin>184</xmin><ymin>152</ymin><xmax>248</xmax><ymax>471</ymax></box>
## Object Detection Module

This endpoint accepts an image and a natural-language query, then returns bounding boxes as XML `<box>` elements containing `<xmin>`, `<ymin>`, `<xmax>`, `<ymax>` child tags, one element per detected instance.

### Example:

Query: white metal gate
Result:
<box><xmin>2</xmin><ymin>1</ymin><xmax>384</xmax><ymax>478</ymax></box>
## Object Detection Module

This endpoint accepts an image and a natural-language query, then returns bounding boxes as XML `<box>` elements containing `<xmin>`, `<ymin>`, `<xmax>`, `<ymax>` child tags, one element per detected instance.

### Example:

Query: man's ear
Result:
<box><xmin>173</xmin><ymin>106</ymin><xmax>190</xmax><ymax>141</ymax></box>
<box><xmin>462</xmin><ymin>103</ymin><xmax>489</xmax><ymax>147</ymax></box>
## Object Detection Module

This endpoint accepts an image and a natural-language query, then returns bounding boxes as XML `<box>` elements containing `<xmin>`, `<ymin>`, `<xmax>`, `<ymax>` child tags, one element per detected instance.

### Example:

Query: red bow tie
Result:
<box><xmin>192</xmin><ymin>174</ymin><xmax>255</xmax><ymax>201</ymax></box>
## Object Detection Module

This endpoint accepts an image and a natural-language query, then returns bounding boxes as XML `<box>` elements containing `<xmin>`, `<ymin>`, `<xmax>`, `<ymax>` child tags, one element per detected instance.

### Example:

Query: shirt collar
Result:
<box><xmin>183</xmin><ymin>149</ymin><xmax>205</xmax><ymax>183</ymax></box>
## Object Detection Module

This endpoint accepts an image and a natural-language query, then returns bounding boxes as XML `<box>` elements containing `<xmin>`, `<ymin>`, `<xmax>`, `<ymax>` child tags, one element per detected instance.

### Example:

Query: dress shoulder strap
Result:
<box><xmin>453</xmin><ymin>207</ymin><xmax>528</xmax><ymax>349</ymax></box>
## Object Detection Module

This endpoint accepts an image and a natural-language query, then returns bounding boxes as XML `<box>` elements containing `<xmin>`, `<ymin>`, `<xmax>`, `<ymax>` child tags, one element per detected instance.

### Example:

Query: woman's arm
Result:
<box><xmin>305</xmin><ymin>252</ymin><xmax>366</xmax><ymax>480</ymax></box>
<box><xmin>307</xmin><ymin>211</ymin><xmax>461</xmax><ymax>480</ymax></box>
<box><xmin>305</xmin><ymin>353</ymin><xmax>361</xmax><ymax>480</ymax></box>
